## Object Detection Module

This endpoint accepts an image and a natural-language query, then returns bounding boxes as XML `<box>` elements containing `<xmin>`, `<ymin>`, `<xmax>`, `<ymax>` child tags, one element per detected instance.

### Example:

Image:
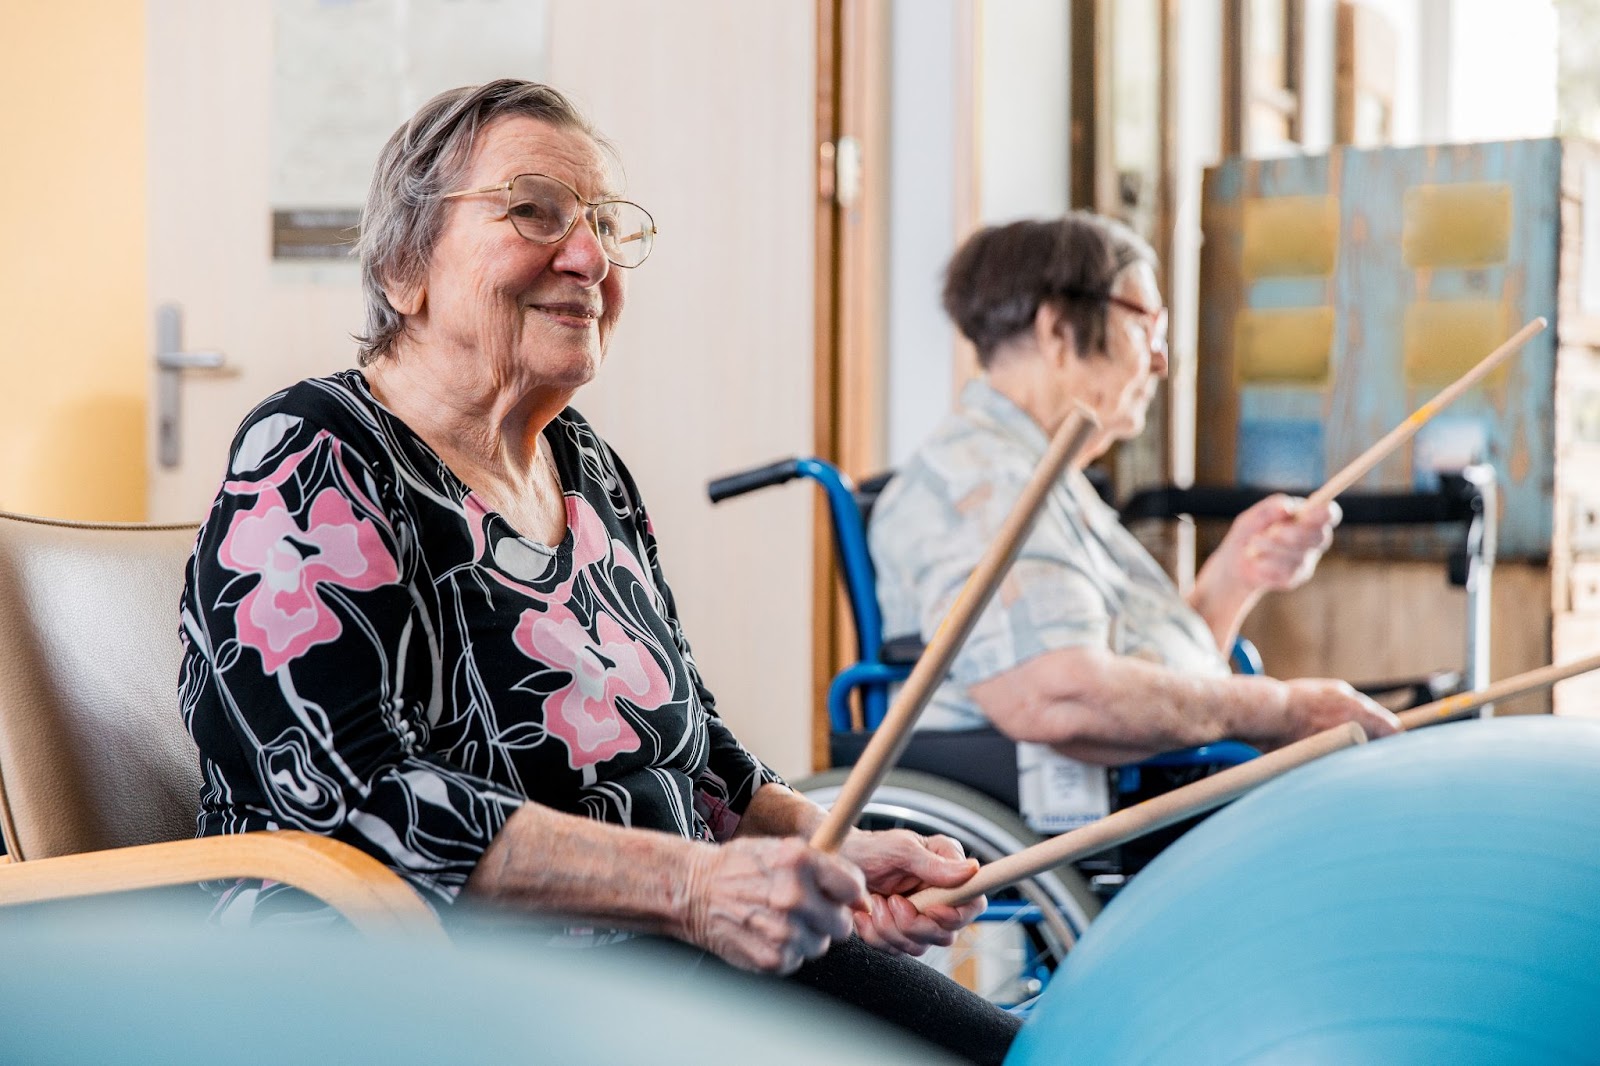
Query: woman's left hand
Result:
<box><xmin>1215</xmin><ymin>494</ymin><xmax>1340</xmax><ymax>594</ymax></box>
<box><xmin>839</xmin><ymin>829</ymin><xmax>986</xmax><ymax>955</ymax></box>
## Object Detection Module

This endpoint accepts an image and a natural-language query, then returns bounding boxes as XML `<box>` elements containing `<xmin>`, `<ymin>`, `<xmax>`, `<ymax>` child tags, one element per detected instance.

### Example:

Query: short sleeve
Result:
<box><xmin>873</xmin><ymin>465</ymin><xmax>1116</xmax><ymax>690</ymax></box>
<box><xmin>179</xmin><ymin>403</ymin><xmax>525</xmax><ymax>905</ymax></box>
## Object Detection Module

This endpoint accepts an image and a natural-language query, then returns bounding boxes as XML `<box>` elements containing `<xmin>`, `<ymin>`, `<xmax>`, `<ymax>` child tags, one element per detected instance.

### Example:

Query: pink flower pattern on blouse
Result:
<box><xmin>179</xmin><ymin>371</ymin><xmax>781</xmax><ymax>923</ymax></box>
<box><xmin>504</xmin><ymin>494</ymin><xmax>668</xmax><ymax>769</ymax></box>
<box><xmin>219</xmin><ymin>485</ymin><xmax>399</xmax><ymax>673</ymax></box>
<box><xmin>514</xmin><ymin>608</ymin><xmax>658</xmax><ymax>768</ymax></box>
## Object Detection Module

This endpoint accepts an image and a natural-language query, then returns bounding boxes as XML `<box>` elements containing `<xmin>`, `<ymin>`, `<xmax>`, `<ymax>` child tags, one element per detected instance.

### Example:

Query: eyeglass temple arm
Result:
<box><xmin>439</xmin><ymin>182</ymin><xmax>515</xmax><ymax>201</ymax></box>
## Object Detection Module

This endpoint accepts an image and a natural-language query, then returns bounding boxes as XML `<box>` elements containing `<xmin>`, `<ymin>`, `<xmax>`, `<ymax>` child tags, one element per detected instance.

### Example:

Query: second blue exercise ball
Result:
<box><xmin>1009</xmin><ymin>717</ymin><xmax>1600</xmax><ymax>1065</ymax></box>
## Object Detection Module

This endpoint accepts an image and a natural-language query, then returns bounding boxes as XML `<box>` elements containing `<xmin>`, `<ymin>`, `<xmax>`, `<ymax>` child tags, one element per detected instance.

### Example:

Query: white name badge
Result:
<box><xmin>1016</xmin><ymin>741</ymin><xmax>1111</xmax><ymax>834</ymax></box>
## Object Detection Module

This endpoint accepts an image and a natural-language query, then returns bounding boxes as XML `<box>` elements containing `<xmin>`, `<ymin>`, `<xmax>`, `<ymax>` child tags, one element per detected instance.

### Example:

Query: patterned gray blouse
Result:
<box><xmin>870</xmin><ymin>378</ymin><xmax>1229</xmax><ymax>735</ymax></box>
<box><xmin>179</xmin><ymin>371</ymin><xmax>780</xmax><ymax>924</ymax></box>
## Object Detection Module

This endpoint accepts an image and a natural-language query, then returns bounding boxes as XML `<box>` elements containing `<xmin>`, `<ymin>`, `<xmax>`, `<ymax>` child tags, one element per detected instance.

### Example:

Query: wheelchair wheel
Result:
<box><xmin>792</xmin><ymin>768</ymin><xmax>1100</xmax><ymax>1007</ymax></box>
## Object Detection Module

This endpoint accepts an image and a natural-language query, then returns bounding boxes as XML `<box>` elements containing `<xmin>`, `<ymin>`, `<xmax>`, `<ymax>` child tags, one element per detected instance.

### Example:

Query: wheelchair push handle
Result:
<box><xmin>706</xmin><ymin>459</ymin><xmax>802</xmax><ymax>503</ymax></box>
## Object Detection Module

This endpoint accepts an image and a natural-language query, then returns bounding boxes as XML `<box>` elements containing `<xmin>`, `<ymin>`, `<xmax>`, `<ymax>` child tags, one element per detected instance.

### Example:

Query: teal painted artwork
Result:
<box><xmin>1199</xmin><ymin>139</ymin><xmax>1563</xmax><ymax>560</ymax></box>
<box><xmin>1236</xmin><ymin>418</ymin><xmax>1325</xmax><ymax>489</ymax></box>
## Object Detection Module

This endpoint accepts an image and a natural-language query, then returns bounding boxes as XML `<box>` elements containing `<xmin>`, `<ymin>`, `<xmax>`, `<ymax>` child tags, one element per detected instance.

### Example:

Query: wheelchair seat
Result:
<box><xmin>830</xmin><ymin>725</ymin><xmax>1022</xmax><ymax>810</ymax></box>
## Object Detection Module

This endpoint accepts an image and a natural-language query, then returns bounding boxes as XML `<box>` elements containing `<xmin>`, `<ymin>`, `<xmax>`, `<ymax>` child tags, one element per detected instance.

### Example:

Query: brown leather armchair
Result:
<box><xmin>0</xmin><ymin>511</ymin><xmax>443</xmax><ymax>940</ymax></box>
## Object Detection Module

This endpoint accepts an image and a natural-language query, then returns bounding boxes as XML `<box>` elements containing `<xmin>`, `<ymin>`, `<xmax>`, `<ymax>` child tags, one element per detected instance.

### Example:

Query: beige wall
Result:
<box><xmin>548</xmin><ymin>2</ymin><xmax>818</xmax><ymax>779</ymax></box>
<box><xmin>3</xmin><ymin>0</ymin><xmax>816</xmax><ymax>776</ymax></box>
<box><xmin>0</xmin><ymin>2</ymin><xmax>147</xmax><ymax>520</ymax></box>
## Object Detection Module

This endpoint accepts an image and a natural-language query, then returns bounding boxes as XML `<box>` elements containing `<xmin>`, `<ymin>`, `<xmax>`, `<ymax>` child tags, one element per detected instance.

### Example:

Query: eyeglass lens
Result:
<box><xmin>506</xmin><ymin>175</ymin><xmax>654</xmax><ymax>268</ymax></box>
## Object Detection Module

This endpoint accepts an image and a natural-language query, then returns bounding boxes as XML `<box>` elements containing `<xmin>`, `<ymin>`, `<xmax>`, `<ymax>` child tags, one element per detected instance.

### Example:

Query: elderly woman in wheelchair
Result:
<box><xmin>869</xmin><ymin>213</ymin><xmax>1400</xmax><ymax>839</ymax></box>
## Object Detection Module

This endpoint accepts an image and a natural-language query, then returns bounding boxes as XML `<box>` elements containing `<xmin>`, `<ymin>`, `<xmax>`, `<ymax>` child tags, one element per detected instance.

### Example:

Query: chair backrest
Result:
<box><xmin>0</xmin><ymin>512</ymin><xmax>202</xmax><ymax>861</ymax></box>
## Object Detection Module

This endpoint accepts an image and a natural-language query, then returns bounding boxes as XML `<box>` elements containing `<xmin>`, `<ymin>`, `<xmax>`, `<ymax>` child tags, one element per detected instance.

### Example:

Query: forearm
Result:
<box><xmin>462</xmin><ymin>801</ymin><xmax>706</xmax><ymax>937</ymax></box>
<box><xmin>1186</xmin><ymin>557</ymin><xmax>1263</xmax><ymax>652</ymax></box>
<box><xmin>733</xmin><ymin>782</ymin><xmax>827</xmax><ymax>839</ymax></box>
<box><xmin>1187</xmin><ymin>494</ymin><xmax>1337</xmax><ymax>649</ymax></box>
<box><xmin>972</xmin><ymin>646</ymin><xmax>1292</xmax><ymax>764</ymax></box>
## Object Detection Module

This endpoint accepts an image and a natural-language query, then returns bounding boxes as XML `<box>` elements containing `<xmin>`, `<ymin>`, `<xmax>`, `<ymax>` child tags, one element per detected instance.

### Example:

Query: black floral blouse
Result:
<box><xmin>179</xmin><ymin>371</ymin><xmax>780</xmax><ymax>920</ymax></box>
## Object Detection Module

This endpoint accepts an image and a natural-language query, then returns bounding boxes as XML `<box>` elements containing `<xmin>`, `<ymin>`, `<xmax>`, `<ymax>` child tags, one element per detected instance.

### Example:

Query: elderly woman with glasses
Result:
<box><xmin>870</xmin><ymin>213</ymin><xmax>1399</xmax><ymax>833</ymax></box>
<box><xmin>179</xmin><ymin>80</ymin><xmax>1016</xmax><ymax>1062</ymax></box>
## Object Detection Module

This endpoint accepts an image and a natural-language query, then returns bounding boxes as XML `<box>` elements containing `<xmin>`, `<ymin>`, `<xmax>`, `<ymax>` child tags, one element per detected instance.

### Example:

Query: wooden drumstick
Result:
<box><xmin>911</xmin><ymin>656</ymin><xmax>1600</xmax><ymax>908</ymax></box>
<box><xmin>1397</xmin><ymin>652</ymin><xmax>1600</xmax><ymax>730</ymax></box>
<box><xmin>1304</xmin><ymin>317</ymin><xmax>1546</xmax><ymax>511</ymax></box>
<box><xmin>909</xmin><ymin>721</ymin><xmax>1367</xmax><ymax>909</ymax></box>
<box><xmin>808</xmin><ymin>406</ymin><xmax>1101</xmax><ymax>853</ymax></box>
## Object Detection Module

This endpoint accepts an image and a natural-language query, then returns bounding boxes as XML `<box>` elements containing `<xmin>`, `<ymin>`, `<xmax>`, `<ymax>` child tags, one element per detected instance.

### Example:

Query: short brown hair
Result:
<box><xmin>942</xmin><ymin>212</ymin><xmax>1157</xmax><ymax>368</ymax></box>
<box><xmin>355</xmin><ymin>80</ymin><xmax>608</xmax><ymax>366</ymax></box>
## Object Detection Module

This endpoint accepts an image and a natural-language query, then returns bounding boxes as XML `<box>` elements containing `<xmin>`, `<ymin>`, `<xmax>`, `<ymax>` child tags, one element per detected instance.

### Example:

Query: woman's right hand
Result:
<box><xmin>677</xmin><ymin>836</ymin><xmax>867</xmax><ymax>974</ymax></box>
<box><xmin>1280</xmin><ymin>677</ymin><xmax>1401</xmax><ymax>744</ymax></box>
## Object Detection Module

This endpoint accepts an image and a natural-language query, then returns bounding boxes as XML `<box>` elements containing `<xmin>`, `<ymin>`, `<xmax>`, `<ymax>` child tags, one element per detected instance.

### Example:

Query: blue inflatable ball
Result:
<box><xmin>1009</xmin><ymin>717</ymin><xmax>1600</xmax><ymax>1065</ymax></box>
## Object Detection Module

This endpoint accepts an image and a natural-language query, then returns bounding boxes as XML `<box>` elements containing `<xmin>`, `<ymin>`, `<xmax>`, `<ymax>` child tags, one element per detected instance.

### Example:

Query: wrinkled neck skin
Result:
<box><xmin>363</xmin><ymin>337</ymin><xmax>573</xmax><ymax>494</ymax></box>
<box><xmin>983</xmin><ymin>338</ymin><xmax>1116</xmax><ymax>467</ymax></box>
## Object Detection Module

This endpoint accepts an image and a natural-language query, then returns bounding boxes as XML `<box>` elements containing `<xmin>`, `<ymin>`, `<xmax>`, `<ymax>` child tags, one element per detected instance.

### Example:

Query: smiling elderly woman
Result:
<box><xmin>178</xmin><ymin>81</ymin><xmax>1015</xmax><ymax>1063</ymax></box>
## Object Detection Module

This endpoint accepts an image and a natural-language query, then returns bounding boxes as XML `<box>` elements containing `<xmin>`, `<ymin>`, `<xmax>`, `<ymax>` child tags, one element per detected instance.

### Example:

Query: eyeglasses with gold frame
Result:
<box><xmin>442</xmin><ymin>172</ymin><xmax>657</xmax><ymax>268</ymax></box>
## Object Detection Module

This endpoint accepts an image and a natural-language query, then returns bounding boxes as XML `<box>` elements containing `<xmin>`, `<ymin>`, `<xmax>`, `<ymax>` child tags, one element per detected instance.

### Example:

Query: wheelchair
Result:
<box><xmin>708</xmin><ymin>457</ymin><xmax>1494</xmax><ymax>1005</ymax></box>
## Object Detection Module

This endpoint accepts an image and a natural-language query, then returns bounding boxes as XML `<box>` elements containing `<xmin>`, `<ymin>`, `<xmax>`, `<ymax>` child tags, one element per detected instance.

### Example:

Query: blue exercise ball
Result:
<box><xmin>1009</xmin><ymin>717</ymin><xmax>1600</xmax><ymax>1065</ymax></box>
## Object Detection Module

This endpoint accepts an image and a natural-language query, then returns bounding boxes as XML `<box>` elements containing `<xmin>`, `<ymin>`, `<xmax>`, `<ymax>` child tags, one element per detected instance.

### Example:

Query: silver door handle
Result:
<box><xmin>156</xmin><ymin>349</ymin><xmax>225</xmax><ymax>371</ymax></box>
<box><xmin>155</xmin><ymin>303</ymin><xmax>228</xmax><ymax>468</ymax></box>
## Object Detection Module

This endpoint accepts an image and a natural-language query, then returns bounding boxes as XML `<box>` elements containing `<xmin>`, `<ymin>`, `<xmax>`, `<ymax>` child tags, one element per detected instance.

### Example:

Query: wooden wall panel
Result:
<box><xmin>1242</xmin><ymin>559</ymin><xmax>1552</xmax><ymax>715</ymax></box>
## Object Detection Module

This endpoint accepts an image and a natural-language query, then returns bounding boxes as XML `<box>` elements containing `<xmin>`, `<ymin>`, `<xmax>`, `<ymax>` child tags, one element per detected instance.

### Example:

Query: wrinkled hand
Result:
<box><xmin>679</xmin><ymin>836</ymin><xmax>866</xmax><ymax>974</ymax></box>
<box><xmin>1215</xmin><ymin>495</ymin><xmax>1341</xmax><ymax>594</ymax></box>
<box><xmin>1280</xmin><ymin>677</ymin><xmax>1401</xmax><ymax>745</ymax></box>
<box><xmin>839</xmin><ymin>829</ymin><xmax>986</xmax><ymax>956</ymax></box>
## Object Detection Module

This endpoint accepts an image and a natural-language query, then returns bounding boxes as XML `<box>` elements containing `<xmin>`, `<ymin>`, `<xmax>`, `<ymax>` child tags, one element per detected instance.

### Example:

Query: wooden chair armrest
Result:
<box><xmin>0</xmin><ymin>830</ymin><xmax>446</xmax><ymax>941</ymax></box>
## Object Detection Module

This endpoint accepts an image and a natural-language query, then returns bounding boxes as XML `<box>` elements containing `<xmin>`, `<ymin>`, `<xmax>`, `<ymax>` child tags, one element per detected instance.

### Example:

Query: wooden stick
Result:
<box><xmin>910</xmin><ymin>656</ymin><xmax>1600</xmax><ymax>909</ymax></box>
<box><xmin>808</xmin><ymin>406</ymin><xmax>1101</xmax><ymax>852</ymax></box>
<box><xmin>1304</xmin><ymin>317</ymin><xmax>1546</xmax><ymax>510</ymax></box>
<box><xmin>908</xmin><ymin>721</ymin><xmax>1367</xmax><ymax>909</ymax></box>
<box><xmin>1397</xmin><ymin>652</ymin><xmax>1600</xmax><ymax>730</ymax></box>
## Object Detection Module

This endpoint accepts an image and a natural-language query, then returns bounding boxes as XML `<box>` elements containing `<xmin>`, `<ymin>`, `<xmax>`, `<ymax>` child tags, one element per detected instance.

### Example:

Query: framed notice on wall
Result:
<box><xmin>270</xmin><ymin>0</ymin><xmax>549</xmax><ymax>259</ymax></box>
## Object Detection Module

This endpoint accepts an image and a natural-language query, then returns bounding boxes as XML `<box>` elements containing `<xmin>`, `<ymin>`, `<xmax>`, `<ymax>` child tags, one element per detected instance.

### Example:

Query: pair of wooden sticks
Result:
<box><xmin>813</xmin><ymin>317</ymin><xmax>1590</xmax><ymax>908</ymax></box>
<box><xmin>911</xmin><ymin>648</ymin><xmax>1600</xmax><ymax>909</ymax></box>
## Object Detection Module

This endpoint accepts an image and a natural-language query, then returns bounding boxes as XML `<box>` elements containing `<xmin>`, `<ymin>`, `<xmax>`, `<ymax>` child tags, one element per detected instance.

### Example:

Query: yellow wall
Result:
<box><xmin>0</xmin><ymin>2</ymin><xmax>146</xmax><ymax>520</ymax></box>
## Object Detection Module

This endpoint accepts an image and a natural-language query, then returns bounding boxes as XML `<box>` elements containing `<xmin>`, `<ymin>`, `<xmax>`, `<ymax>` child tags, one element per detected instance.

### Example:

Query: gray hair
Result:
<box><xmin>355</xmin><ymin>80</ymin><xmax>606</xmax><ymax>365</ymax></box>
<box><xmin>942</xmin><ymin>211</ymin><xmax>1158</xmax><ymax>368</ymax></box>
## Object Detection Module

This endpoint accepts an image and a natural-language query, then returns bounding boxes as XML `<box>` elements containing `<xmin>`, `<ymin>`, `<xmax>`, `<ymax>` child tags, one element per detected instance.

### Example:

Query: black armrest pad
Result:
<box><xmin>880</xmin><ymin>635</ymin><xmax>925</xmax><ymax>666</ymax></box>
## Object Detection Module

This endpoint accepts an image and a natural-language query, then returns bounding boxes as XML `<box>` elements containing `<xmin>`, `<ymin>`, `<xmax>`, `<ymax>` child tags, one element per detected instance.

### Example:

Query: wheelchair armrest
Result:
<box><xmin>1134</xmin><ymin>741</ymin><xmax>1260</xmax><ymax>771</ymax></box>
<box><xmin>828</xmin><ymin>661</ymin><xmax>913</xmax><ymax>731</ymax></box>
<box><xmin>880</xmin><ymin>635</ymin><xmax>925</xmax><ymax>666</ymax></box>
<box><xmin>881</xmin><ymin>634</ymin><xmax>1262</xmax><ymax>669</ymax></box>
<box><xmin>1118</xmin><ymin>741</ymin><xmax>1260</xmax><ymax>796</ymax></box>
<box><xmin>1230</xmin><ymin>637</ymin><xmax>1264</xmax><ymax>675</ymax></box>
